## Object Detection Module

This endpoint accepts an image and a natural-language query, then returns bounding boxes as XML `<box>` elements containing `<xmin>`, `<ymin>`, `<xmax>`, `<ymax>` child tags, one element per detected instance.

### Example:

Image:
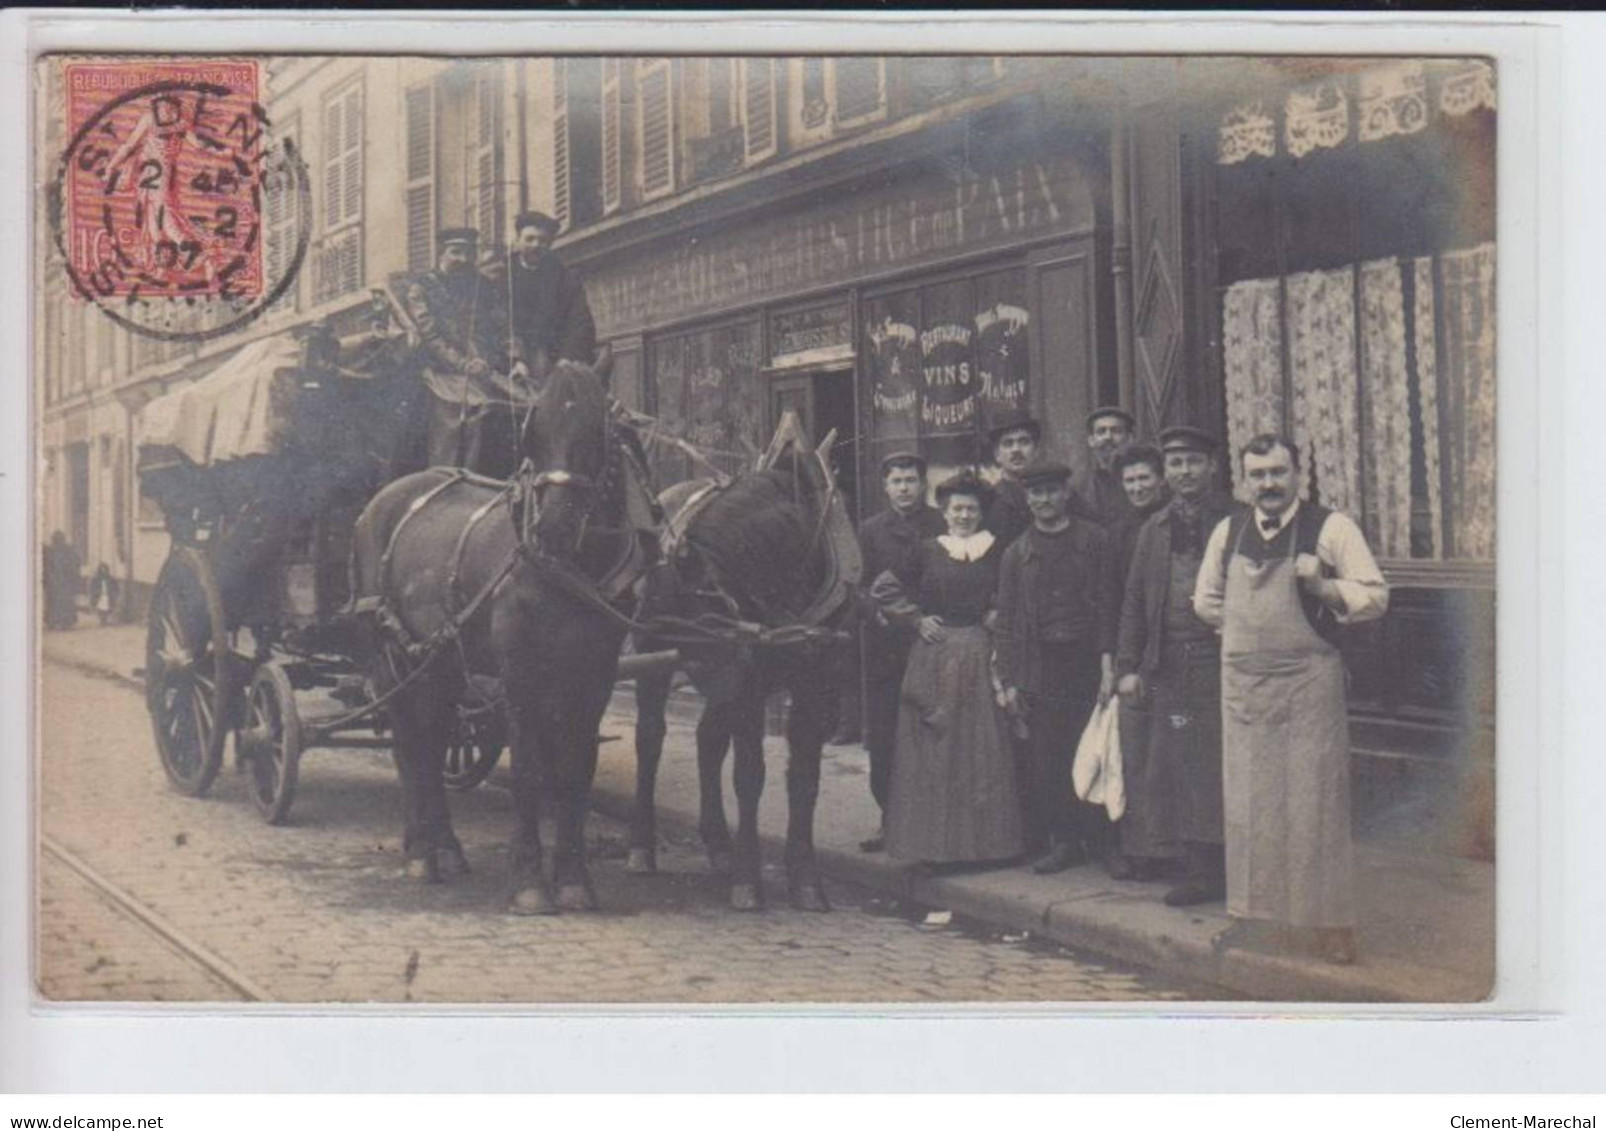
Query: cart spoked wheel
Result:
<box><xmin>239</xmin><ymin>663</ymin><xmax>303</xmax><ymax>825</ymax></box>
<box><xmin>443</xmin><ymin>708</ymin><xmax>504</xmax><ymax>791</ymax></box>
<box><xmin>145</xmin><ymin>545</ymin><xmax>231</xmax><ymax>797</ymax></box>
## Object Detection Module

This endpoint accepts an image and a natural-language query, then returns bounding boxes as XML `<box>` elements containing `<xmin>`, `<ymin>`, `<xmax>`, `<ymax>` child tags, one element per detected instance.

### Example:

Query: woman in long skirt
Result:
<box><xmin>870</xmin><ymin>472</ymin><xmax>1024</xmax><ymax>865</ymax></box>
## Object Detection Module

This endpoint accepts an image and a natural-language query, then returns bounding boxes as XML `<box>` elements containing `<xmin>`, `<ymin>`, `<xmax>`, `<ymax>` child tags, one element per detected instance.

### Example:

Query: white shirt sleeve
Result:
<box><xmin>1316</xmin><ymin>511</ymin><xmax>1390</xmax><ymax>624</ymax></box>
<box><xmin>1191</xmin><ymin>515</ymin><xmax>1233</xmax><ymax>630</ymax></box>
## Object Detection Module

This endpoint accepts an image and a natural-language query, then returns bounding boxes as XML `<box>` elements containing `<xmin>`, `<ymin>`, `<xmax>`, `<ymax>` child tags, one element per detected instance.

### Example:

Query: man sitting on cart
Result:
<box><xmin>405</xmin><ymin>226</ymin><xmax>524</xmax><ymax>480</ymax></box>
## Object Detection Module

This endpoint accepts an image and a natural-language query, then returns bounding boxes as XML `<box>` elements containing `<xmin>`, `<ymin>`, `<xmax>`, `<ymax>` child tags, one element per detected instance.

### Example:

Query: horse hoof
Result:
<box><xmin>789</xmin><ymin>882</ymin><xmax>831</xmax><ymax>913</ymax></box>
<box><xmin>707</xmin><ymin>849</ymin><xmax>735</xmax><ymax>876</ymax></box>
<box><xmin>730</xmin><ymin>882</ymin><xmax>765</xmax><ymax>912</ymax></box>
<box><xmin>558</xmin><ymin>883</ymin><xmax>600</xmax><ymax>912</ymax></box>
<box><xmin>438</xmin><ymin>848</ymin><xmax>470</xmax><ymax>878</ymax></box>
<box><xmin>509</xmin><ymin>886</ymin><xmax>560</xmax><ymax>916</ymax></box>
<box><xmin>625</xmin><ymin>848</ymin><xmax>657</xmax><ymax>874</ymax></box>
<box><xmin>405</xmin><ymin>856</ymin><xmax>440</xmax><ymax>883</ymax></box>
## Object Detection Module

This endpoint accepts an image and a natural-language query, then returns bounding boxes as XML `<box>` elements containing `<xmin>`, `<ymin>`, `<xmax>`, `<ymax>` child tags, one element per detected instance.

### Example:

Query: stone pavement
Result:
<box><xmin>41</xmin><ymin>622</ymin><xmax>1495</xmax><ymax>1002</ymax></box>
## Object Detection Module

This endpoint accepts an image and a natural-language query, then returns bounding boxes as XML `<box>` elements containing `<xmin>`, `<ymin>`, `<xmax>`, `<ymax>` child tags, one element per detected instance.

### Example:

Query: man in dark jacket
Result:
<box><xmin>406</xmin><ymin>227</ymin><xmax>520</xmax><ymax>477</ymax></box>
<box><xmin>856</xmin><ymin>451</ymin><xmax>945</xmax><ymax>851</ymax></box>
<box><xmin>983</xmin><ymin>413</ymin><xmax>1042</xmax><ymax>549</ymax></box>
<box><xmin>1076</xmin><ymin>405</ymin><xmax>1139</xmax><ymax>528</ymax></box>
<box><xmin>995</xmin><ymin>462</ymin><xmax>1118</xmax><ymax>873</ymax></box>
<box><xmin>1114</xmin><ymin>425</ymin><xmax>1234</xmax><ymax>903</ymax></box>
<box><xmin>500</xmin><ymin>210</ymin><xmax>598</xmax><ymax>383</ymax></box>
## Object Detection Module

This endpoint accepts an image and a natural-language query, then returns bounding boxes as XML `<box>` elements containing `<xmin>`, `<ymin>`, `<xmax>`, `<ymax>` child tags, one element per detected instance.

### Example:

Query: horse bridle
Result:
<box><xmin>513</xmin><ymin>395</ymin><xmax>620</xmax><ymax>556</ymax></box>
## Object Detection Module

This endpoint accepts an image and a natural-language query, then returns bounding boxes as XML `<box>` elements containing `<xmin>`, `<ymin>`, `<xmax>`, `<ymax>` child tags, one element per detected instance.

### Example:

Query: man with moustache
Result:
<box><xmin>995</xmin><ymin>462</ymin><xmax>1118</xmax><ymax>873</ymax></box>
<box><xmin>984</xmin><ymin>413</ymin><xmax>1043</xmax><ymax>549</ymax></box>
<box><xmin>1076</xmin><ymin>406</ymin><xmax>1140</xmax><ymax>528</ymax></box>
<box><xmin>1193</xmin><ymin>434</ymin><xmax>1388</xmax><ymax>964</ymax></box>
<box><xmin>1114</xmin><ymin>427</ymin><xmax>1234</xmax><ymax>897</ymax></box>
<box><xmin>855</xmin><ymin>452</ymin><xmax>946</xmax><ymax>852</ymax></box>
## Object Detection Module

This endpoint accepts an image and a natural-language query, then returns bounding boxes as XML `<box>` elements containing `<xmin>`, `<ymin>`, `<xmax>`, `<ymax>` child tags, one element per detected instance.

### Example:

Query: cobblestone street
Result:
<box><xmin>37</xmin><ymin>662</ymin><xmax>1202</xmax><ymax>1004</ymax></box>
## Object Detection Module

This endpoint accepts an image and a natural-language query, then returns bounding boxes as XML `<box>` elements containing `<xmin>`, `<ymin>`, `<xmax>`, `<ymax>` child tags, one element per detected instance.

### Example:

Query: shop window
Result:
<box><xmin>1220</xmin><ymin>244</ymin><xmax>1494</xmax><ymax>561</ymax></box>
<box><xmin>862</xmin><ymin>266</ymin><xmax>1030</xmax><ymax>505</ymax></box>
<box><xmin>646</xmin><ymin>318</ymin><xmax>764</xmax><ymax>484</ymax></box>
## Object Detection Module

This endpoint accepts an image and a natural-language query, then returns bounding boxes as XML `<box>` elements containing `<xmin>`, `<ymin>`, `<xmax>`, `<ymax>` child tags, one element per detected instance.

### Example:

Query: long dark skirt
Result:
<box><xmin>886</xmin><ymin>627</ymin><xmax>1024</xmax><ymax>864</ymax></box>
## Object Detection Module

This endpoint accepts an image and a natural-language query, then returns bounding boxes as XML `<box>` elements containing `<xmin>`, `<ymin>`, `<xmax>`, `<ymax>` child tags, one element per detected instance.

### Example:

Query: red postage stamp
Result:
<box><xmin>61</xmin><ymin>59</ymin><xmax>267</xmax><ymax>304</ymax></box>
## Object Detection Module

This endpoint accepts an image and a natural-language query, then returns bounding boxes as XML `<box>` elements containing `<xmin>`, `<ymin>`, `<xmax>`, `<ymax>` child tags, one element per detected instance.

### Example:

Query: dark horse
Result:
<box><xmin>350</xmin><ymin>360</ymin><xmax>640</xmax><ymax>913</ymax></box>
<box><xmin>628</xmin><ymin>444</ymin><xmax>859</xmax><ymax>912</ymax></box>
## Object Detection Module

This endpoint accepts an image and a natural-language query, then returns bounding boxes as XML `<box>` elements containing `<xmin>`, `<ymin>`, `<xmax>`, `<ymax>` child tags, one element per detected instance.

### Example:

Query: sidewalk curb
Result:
<box><xmin>586</xmin><ymin>783</ymin><xmax>1410</xmax><ymax>1003</ymax></box>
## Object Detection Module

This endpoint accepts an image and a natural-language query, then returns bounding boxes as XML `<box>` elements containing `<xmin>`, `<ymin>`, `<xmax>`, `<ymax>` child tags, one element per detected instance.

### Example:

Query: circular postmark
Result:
<box><xmin>50</xmin><ymin>65</ymin><xmax>312</xmax><ymax>344</ymax></box>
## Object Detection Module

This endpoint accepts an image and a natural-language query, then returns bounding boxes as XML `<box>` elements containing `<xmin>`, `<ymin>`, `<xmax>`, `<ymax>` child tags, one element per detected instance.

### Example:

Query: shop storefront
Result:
<box><xmin>573</xmin><ymin>102</ymin><xmax>1114</xmax><ymax>521</ymax></box>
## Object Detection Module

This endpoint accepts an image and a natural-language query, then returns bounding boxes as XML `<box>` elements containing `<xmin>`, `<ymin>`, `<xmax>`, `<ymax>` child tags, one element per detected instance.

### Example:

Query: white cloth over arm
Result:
<box><xmin>1192</xmin><ymin>516</ymin><xmax>1233</xmax><ymax>630</ymax></box>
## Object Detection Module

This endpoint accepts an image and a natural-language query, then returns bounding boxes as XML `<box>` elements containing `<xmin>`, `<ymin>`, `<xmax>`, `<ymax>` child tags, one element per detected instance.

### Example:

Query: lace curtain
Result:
<box><xmin>1221</xmin><ymin>278</ymin><xmax>1284</xmax><ymax>499</ymax></box>
<box><xmin>1358</xmin><ymin>258</ymin><xmax>1414</xmax><ymax>559</ymax></box>
<box><xmin>1219</xmin><ymin>244</ymin><xmax>1495</xmax><ymax>561</ymax></box>
<box><xmin>1439</xmin><ymin>243</ymin><xmax>1497</xmax><ymax>559</ymax></box>
<box><xmin>1287</xmin><ymin>267</ymin><xmax>1361</xmax><ymax>514</ymax></box>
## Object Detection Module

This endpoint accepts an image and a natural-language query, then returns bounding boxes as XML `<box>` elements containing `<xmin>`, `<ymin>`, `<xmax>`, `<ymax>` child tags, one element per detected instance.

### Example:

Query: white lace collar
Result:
<box><xmin>937</xmin><ymin>530</ymin><xmax>995</xmax><ymax>562</ymax></box>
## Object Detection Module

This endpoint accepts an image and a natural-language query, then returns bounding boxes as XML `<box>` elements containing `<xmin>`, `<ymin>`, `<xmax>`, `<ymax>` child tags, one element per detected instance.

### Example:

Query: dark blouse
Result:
<box><xmin>873</xmin><ymin>538</ymin><xmax>1002</xmax><ymax>628</ymax></box>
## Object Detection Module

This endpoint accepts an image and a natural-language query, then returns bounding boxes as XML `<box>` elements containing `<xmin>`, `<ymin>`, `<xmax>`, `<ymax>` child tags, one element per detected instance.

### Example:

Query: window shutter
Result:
<box><xmin>341</xmin><ymin>86</ymin><xmax>363</xmax><ymax>226</ymax></box>
<box><xmin>740</xmin><ymin>58</ymin><xmax>778</xmax><ymax>163</ymax></box>
<box><xmin>404</xmin><ymin>84</ymin><xmax>435</xmax><ymax>272</ymax></box>
<box><xmin>832</xmin><ymin>57</ymin><xmax>885</xmax><ymax>125</ymax></box>
<box><xmin>323</xmin><ymin>97</ymin><xmax>343</xmax><ymax>230</ymax></box>
<box><xmin>601</xmin><ymin>59</ymin><xmax>622</xmax><ymax>215</ymax></box>
<box><xmin>552</xmin><ymin>60</ymin><xmax>571</xmax><ymax>230</ymax></box>
<box><xmin>637</xmin><ymin>58</ymin><xmax>674</xmax><ymax>201</ymax></box>
<box><xmin>472</xmin><ymin>67</ymin><xmax>502</xmax><ymax>241</ymax></box>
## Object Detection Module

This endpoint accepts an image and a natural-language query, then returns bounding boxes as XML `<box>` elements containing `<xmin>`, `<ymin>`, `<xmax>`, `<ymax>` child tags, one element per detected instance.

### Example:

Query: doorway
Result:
<box><xmin>767</xmin><ymin>365</ymin><xmax>859</xmax><ymax>522</ymax></box>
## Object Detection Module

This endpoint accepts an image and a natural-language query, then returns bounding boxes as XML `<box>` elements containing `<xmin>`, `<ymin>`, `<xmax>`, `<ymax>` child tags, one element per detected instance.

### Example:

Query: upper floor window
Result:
<box><xmin>553</xmin><ymin>58</ymin><xmax>603</xmax><ymax>230</ymax></box>
<box><xmin>263</xmin><ymin>110</ymin><xmax>304</xmax><ymax>309</ymax></box>
<box><xmin>403</xmin><ymin>84</ymin><xmax>436</xmax><ymax>272</ymax></box>
<box><xmin>315</xmin><ymin>78</ymin><xmax>363</xmax><ymax>304</ymax></box>
<box><xmin>636</xmin><ymin>58</ymin><xmax>675</xmax><ymax>202</ymax></box>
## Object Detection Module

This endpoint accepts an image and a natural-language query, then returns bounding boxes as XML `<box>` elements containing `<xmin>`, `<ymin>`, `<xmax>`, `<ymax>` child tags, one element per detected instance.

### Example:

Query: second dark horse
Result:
<box><xmin>629</xmin><ymin>448</ymin><xmax>858</xmax><ymax>912</ymax></box>
<box><xmin>350</xmin><ymin>360</ymin><xmax>639</xmax><ymax>914</ymax></box>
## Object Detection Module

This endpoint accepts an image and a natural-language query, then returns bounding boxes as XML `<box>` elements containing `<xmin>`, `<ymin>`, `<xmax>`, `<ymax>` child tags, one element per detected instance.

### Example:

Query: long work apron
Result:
<box><xmin>1220</xmin><ymin>522</ymin><xmax>1355</xmax><ymax>929</ymax></box>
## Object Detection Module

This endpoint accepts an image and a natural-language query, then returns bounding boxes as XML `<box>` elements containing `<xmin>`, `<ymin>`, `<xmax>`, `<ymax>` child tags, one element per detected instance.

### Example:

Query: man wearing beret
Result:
<box><xmin>995</xmin><ymin>461</ymin><xmax>1119</xmax><ymax>873</ymax></box>
<box><xmin>1076</xmin><ymin>406</ymin><xmax>1140</xmax><ymax>529</ymax></box>
<box><xmin>406</xmin><ymin>226</ymin><xmax>520</xmax><ymax>476</ymax></box>
<box><xmin>855</xmin><ymin>451</ymin><xmax>946</xmax><ymax>851</ymax></box>
<box><xmin>984</xmin><ymin>413</ymin><xmax>1044</xmax><ymax>549</ymax></box>
<box><xmin>498</xmin><ymin>210</ymin><xmax>598</xmax><ymax>383</ymax></box>
<box><xmin>1114</xmin><ymin>426</ymin><xmax>1235</xmax><ymax>900</ymax></box>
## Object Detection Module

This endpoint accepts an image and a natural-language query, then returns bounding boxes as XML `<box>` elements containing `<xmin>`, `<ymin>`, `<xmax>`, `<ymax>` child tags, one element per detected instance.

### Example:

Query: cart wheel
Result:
<box><xmin>145</xmin><ymin>546</ymin><xmax>231</xmax><ymax>797</ymax></box>
<box><xmin>239</xmin><ymin>664</ymin><xmax>303</xmax><ymax>825</ymax></box>
<box><xmin>444</xmin><ymin>712</ymin><xmax>503</xmax><ymax>791</ymax></box>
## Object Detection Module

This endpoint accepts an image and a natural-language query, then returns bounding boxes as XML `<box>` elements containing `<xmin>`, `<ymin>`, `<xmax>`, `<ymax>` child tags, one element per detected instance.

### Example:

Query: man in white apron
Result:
<box><xmin>1192</xmin><ymin>434</ymin><xmax>1388</xmax><ymax>964</ymax></box>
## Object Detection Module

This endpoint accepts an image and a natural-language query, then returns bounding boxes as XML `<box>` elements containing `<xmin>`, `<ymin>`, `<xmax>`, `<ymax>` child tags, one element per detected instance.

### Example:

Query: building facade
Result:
<box><xmin>37</xmin><ymin>54</ymin><xmax>1496</xmax><ymax>807</ymax></box>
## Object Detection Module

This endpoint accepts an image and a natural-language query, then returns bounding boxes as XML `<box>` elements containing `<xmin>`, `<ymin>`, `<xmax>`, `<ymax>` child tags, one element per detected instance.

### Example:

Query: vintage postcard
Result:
<box><xmin>32</xmin><ymin>47</ymin><xmax>1497</xmax><ymax>1007</ymax></box>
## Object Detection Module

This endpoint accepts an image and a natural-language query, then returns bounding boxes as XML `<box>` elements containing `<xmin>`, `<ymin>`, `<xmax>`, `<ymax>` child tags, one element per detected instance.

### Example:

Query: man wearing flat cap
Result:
<box><xmin>854</xmin><ymin>451</ymin><xmax>946</xmax><ymax>851</ymax></box>
<box><xmin>1114</xmin><ymin>424</ymin><xmax>1234</xmax><ymax>901</ymax></box>
<box><xmin>406</xmin><ymin>226</ymin><xmax>520</xmax><ymax>476</ymax></box>
<box><xmin>496</xmin><ymin>209</ymin><xmax>598</xmax><ymax>384</ymax></box>
<box><xmin>1076</xmin><ymin>406</ymin><xmax>1139</xmax><ymax>529</ymax></box>
<box><xmin>995</xmin><ymin>460</ymin><xmax>1119</xmax><ymax>873</ymax></box>
<box><xmin>984</xmin><ymin>412</ymin><xmax>1044</xmax><ymax>550</ymax></box>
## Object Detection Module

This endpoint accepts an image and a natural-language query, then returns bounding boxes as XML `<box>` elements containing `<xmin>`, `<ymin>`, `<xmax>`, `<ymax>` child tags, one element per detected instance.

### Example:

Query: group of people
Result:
<box><xmin>853</xmin><ymin>407</ymin><xmax>1389</xmax><ymax>965</ymax></box>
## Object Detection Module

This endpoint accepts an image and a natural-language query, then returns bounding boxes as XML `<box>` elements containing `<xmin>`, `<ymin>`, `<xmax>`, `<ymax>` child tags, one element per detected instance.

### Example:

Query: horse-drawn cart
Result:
<box><xmin>136</xmin><ymin>318</ymin><xmax>506</xmax><ymax>824</ymax></box>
